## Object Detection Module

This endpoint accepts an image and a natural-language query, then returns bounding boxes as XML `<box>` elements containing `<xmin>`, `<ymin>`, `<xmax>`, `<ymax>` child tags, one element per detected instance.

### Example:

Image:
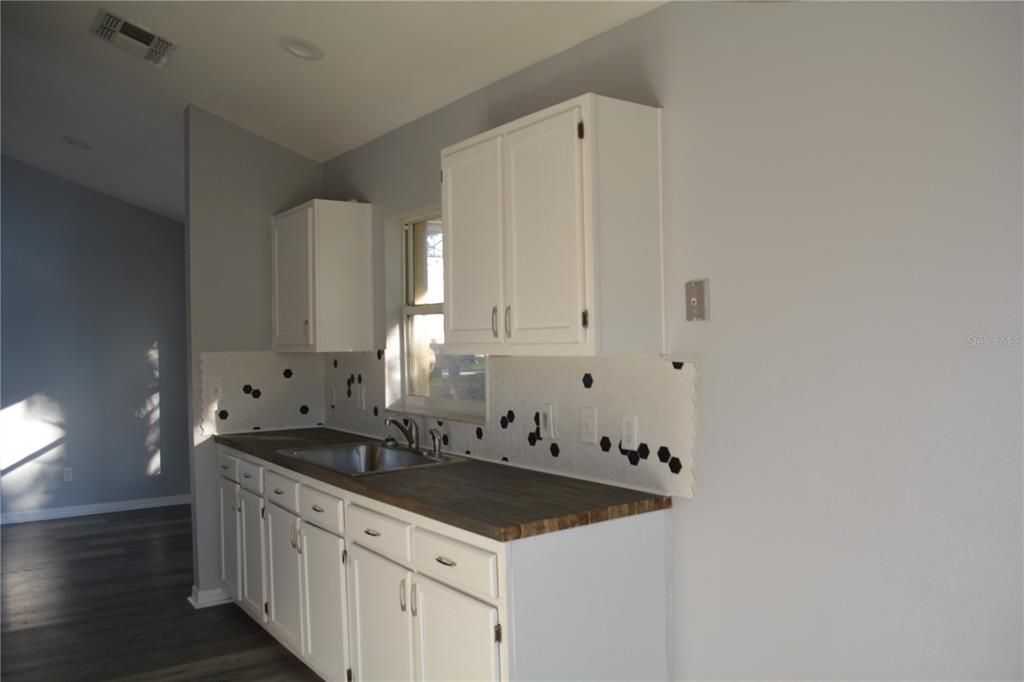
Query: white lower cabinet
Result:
<box><xmin>239</xmin><ymin>488</ymin><xmax>266</xmax><ymax>621</ymax></box>
<box><xmin>412</xmin><ymin>575</ymin><xmax>500</xmax><ymax>682</ymax></box>
<box><xmin>219</xmin><ymin>477</ymin><xmax>241</xmax><ymax>601</ymax></box>
<box><xmin>349</xmin><ymin>545</ymin><xmax>415</xmax><ymax>682</ymax></box>
<box><xmin>301</xmin><ymin>522</ymin><xmax>350</xmax><ymax>680</ymax></box>
<box><xmin>217</xmin><ymin>448</ymin><xmax>670</xmax><ymax>682</ymax></box>
<box><xmin>266</xmin><ymin>502</ymin><xmax>304</xmax><ymax>653</ymax></box>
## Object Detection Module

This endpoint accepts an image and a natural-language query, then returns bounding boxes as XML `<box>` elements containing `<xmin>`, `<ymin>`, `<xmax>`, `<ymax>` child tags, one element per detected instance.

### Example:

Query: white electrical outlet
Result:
<box><xmin>63</xmin><ymin>467</ymin><xmax>73</xmax><ymax>482</ymax></box>
<box><xmin>358</xmin><ymin>385</ymin><xmax>367</xmax><ymax>411</ymax></box>
<box><xmin>621</xmin><ymin>416</ymin><xmax>639</xmax><ymax>451</ymax></box>
<box><xmin>539</xmin><ymin>403</ymin><xmax>556</xmax><ymax>439</ymax></box>
<box><xmin>581</xmin><ymin>407</ymin><xmax>597</xmax><ymax>444</ymax></box>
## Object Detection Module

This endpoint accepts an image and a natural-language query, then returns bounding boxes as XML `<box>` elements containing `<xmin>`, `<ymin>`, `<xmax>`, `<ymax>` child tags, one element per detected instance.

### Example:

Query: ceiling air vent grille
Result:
<box><xmin>90</xmin><ymin>9</ymin><xmax>176</xmax><ymax>69</ymax></box>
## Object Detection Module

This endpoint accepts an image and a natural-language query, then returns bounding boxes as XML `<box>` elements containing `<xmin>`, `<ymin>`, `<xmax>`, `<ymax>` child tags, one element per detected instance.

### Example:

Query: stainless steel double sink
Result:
<box><xmin>276</xmin><ymin>441</ymin><xmax>464</xmax><ymax>477</ymax></box>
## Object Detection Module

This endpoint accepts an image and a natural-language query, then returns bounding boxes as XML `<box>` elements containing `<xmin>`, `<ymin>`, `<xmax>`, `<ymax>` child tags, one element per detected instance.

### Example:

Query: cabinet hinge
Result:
<box><xmin>581</xmin><ymin>309</ymin><xmax>589</xmax><ymax>329</ymax></box>
<box><xmin>494</xmin><ymin>623</ymin><xmax>502</xmax><ymax>643</ymax></box>
<box><xmin>264</xmin><ymin>602</ymin><xmax>269</xmax><ymax>615</ymax></box>
<box><xmin>577</xmin><ymin>121</ymin><xmax>584</xmax><ymax>139</ymax></box>
<box><xmin>346</xmin><ymin>669</ymin><xmax>353</xmax><ymax>682</ymax></box>
<box><xmin>342</xmin><ymin>549</ymin><xmax>348</xmax><ymax>564</ymax></box>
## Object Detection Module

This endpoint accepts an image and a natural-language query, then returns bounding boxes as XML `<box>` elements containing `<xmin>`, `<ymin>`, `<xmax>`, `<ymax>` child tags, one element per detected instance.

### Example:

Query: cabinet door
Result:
<box><xmin>239</xmin><ymin>488</ymin><xmax>265</xmax><ymax>621</ymax></box>
<box><xmin>412</xmin><ymin>575</ymin><xmax>500</xmax><ymax>682</ymax></box>
<box><xmin>302</xmin><ymin>524</ymin><xmax>349</xmax><ymax>680</ymax></box>
<box><xmin>218</xmin><ymin>478</ymin><xmax>240</xmax><ymax>601</ymax></box>
<box><xmin>349</xmin><ymin>545</ymin><xmax>414</xmax><ymax>682</ymax></box>
<box><xmin>503</xmin><ymin>107</ymin><xmax>587</xmax><ymax>346</ymax></box>
<box><xmin>266</xmin><ymin>503</ymin><xmax>304</xmax><ymax>652</ymax></box>
<box><xmin>272</xmin><ymin>206</ymin><xmax>315</xmax><ymax>348</ymax></box>
<box><xmin>442</xmin><ymin>136</ymin><xmax>505</xmax><ymax>347</ymax></box>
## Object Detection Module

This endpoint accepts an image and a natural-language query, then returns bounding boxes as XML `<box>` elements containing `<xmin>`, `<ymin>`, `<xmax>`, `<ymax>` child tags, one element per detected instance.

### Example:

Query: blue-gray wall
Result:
<box><xmin>1</xmin><ymin>155</ymin><xmax>189</xmax><ymax>515</ymax></box>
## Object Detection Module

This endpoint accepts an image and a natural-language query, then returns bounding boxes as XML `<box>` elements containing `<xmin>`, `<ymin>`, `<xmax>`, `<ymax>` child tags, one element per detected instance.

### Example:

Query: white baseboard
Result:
<box><xmin>188</xmin><ymin>585</ymin><xmax>233</xmax><ymax>609</ymax></box>
<box><xmin>1</xmin><ymin>494</ymin><xmax>192</xmax><ymax>525</ymax></box>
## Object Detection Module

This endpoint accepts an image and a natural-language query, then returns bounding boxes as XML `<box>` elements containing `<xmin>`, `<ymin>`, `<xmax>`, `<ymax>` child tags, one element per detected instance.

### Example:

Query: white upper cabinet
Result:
<box><xmin>272</xmin><ymin>199</ymin><xmax>373</xmax><ymax>353</ymax></box>
<box><xmin>442</xmin><ymin>135</ymin><xmax>504</xmax><ymax>348</ymax></box>
<box><xmin>441</xmin><ymin>93</ymin><xmax>664</xmax><ymax>356</ymax></box>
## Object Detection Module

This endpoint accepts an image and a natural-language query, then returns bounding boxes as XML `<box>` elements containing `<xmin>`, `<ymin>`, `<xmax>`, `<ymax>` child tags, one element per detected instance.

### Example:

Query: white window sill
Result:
<box><xmin>385</xmin><ymin>400</ymin><xmax>487</xmax><ymax>426</ymax></box>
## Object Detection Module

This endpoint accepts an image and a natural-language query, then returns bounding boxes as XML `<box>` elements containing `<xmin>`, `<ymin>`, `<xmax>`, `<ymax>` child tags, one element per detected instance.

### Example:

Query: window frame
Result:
<box><xmin>395</xmin><ymin>210</ymin><xmax>486</xmax><ymax>422</ymax></box>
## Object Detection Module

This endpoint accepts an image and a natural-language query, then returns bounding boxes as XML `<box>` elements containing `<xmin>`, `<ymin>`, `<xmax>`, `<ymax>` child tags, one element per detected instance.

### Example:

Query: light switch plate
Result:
<box><xmin>580</xmin><ymin>407</ymin><xmax>597</xmax><ymax>444</ymax></box>
<box><xmin>621</xmin><ymin>415</ymin><xmax>639</xmax><ymax>451</ymax></box>
<box><xmin>686</xmin><ymin>278</ymin><xmax>709</xmax><ymax>321</ymax></box>
<box><xmin>539</xmin><ymin>403</ymin><xmax>556</xmax><ymax>439</ymax></box>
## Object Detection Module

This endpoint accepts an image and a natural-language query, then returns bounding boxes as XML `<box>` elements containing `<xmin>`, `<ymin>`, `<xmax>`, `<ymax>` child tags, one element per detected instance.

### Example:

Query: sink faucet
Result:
<box><xmin>427</xmin><ymin>428</ymin><xmax>443</xmax><ymax>457</ymax></box>
<box><xmin>386</xmin><ymin>417</ymin><xmax>419</xmax><ymax>450</ymax></box>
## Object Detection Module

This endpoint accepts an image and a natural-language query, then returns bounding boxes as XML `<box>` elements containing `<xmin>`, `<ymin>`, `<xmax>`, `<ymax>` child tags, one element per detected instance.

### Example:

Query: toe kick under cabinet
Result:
<box><xmin>216</xmin><ymin>445</ymin><xmax>670</xmax><ymax>682</ymax></box>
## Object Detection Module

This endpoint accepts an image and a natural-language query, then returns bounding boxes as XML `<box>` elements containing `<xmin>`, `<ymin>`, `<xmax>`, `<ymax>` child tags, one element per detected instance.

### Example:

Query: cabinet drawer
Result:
<box><xmin>300</xmin><ymin>485</ymin><xmax>344</xmax><ymax>535</ymax></box>
<box><xmin>265</xmin><ymin>471</ymin><xmax>300</xmax><ymax>513</ymax></box>
<box><xmin>216</xmin><ymin>451</ymin><xmax>239</xmax><ymax>482</ymax></box>
<box><xmin>237</xmin><ymin>459</ymin><xmax>263</xmax><ymax>493</ymax></box>
<box><xmin>348</xmin><ymin>505</ymin><xmax>410</xmax><ymax>561</ymax></box>
<box><xmin>413</xmin><ymin>528</ymin><xmax>498</xmax><ymax>599</ymax></box>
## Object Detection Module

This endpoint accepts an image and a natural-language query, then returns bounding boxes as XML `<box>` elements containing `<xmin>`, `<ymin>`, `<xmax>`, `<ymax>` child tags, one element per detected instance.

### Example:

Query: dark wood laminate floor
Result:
<box><xmin>1</xmin><ymin>505</ymin><xmax>317</xmax><ymax>681</ymax></box>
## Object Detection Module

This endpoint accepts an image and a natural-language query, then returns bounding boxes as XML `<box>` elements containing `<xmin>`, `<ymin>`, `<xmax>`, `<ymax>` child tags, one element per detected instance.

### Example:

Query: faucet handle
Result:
<box><xmin>428</xmin><ymin>428</ymin><xmax>443</xmax><ymax>456</ymax></box>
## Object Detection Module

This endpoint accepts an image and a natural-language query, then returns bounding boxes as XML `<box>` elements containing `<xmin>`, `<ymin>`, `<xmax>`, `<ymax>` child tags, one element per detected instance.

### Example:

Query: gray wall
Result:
<box><xmin>185</xmin><ymin>106</ymin><xmax>323</xmax><ymax>594</ymax></box>
<box><xmin>1</xmin><ymin>155</ymin><xmax>189</xmax><ymax>514</ymax></box>
<box><xmin>323</xmin><ymin>3</ymin><xmax>1023</xmax><ymax>678</ymax></box>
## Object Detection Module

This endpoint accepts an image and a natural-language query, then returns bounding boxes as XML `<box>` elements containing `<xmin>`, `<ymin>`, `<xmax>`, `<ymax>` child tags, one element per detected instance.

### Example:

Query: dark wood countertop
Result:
<box><xmin>214</xmin><ymin>428</ymin><xmax>671</xmax><ymax>542</ymax></box>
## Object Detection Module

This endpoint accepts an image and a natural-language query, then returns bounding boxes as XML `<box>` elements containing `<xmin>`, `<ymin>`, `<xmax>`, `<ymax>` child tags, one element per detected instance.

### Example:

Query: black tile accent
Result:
<box><xmin>533</xmin><ymin>412</ymin><xmax>540</xmax><ymax>426</ymax></box>
<box><xmin>658</xmin><ymin>446</ymin><xmax>671</xmax><ymax>463</ymax></box>
<box><xmin>600</xmin><ymin>436</ymin><xmax>612</xmax><ymax>452</ymax></box>
<box><xmin>506</xmin><ymin>410</ymin><xmax>515</xmax><ymax>424</ymax></box>
<box><xmin>242</xmin><ymin>384</ymin><xmax>253</xmax><ymax>394</ymax></box>
<box><xmin>668</xmin><ymin>457</ymin><xmax>682</xmax><ymax>474</ymax></box>
<box><xmin>251</xmin><ymin>389</ymin><xmax>262</xmax><ymax>399</ymax></box>
<box><xmin>333</xmin><ymin>359</ymin><xmax>338</xmax><ymax>368</ymax></box>
<box><xmin>501</xmin><ymin>456</ymin><xmax>509</xmax><ymax>462</ymax></box>
<box><xmin>672</xmin><ymin>361</ymin><xmax>684</xmax><ymax>370</ymax></box>
<box><xmin>402</xmin><ymin>418</ymin><xmax>410</xmax><ymax>426</ymax></box>
<box><xmin>346</xmin><ymin>388</ymin><xmax>352</xmax><ymax>398</ymax></box>
<box><xmin>373</xmin><ymin>407</ymin><xmax>379</xmax><ymax>417</ymax></box>
<box><xmin>500</xmin><ymin>416</ymin><xmax>509</xmax><ymax>429</ymax></box>
<box><xmin>299</xmin><ymin>405</ymin><xmax>310</xmax><ymax>415</ymax></box>
<box><xmin>618</xmin><ymin>440</ymin><xmax>628</xmax><ymax>455</ymax></box>
<box><xmin>316</xmin><ymin>422</ymin><xmax>323</xmax><ymax>426</ymax></box>
<box><xmin>357</xmin><ymin>374</ymin><xmax>362</xmax><ymax>384</ymax></box>
<box><xmin>442</xmin><ymin>434</ymin><xmax>449</xmax><ymax>445</ymax></box>
<box><xmin>283</xmin><ymin>369</ymin><xmax>293</xmax><ymax>378</ymax></box>
<box><xmin>534</xmin><ymin>425</ymin><xmax>542</xmax><ymax>441</ymax></box>
<box><xmin>465</xmin><ymin>450</ymin><xmax>471</xmax><ymax>455</ymax></box>
<box><xmin>582</xmin><ymin>373</ymin><xmax>594</xmax><ymax>389</ymax></box>
<box><xmin>217</xmin><ymin>410</ymin><xmax>228</xmax><ymax>420</ymax></box>
<box><xmin>252</xmin><ymin>426</ymin><xmax>261</xmax><ymax>430</ymax></box>
<box><xmin>475</xmin><ymin>427</ymin><xmax>483</xmax><ymax>439</ymax></box>
<box><xmin>550</xmin><ymin>443</ymin><xmax>560</xmax><ymax>457</ymax></box>
<box><xmin>627</xmin><ymin>451</ymin><xmax>640</xmax><ymax>466</ymax></box>
<box><xmin>377</xmin><ymin>349</ymin><xmax>384</xmax><ymax>360</ymax></box>
<box><xmin>437</xmin><ymin>420</ymin><xmax>444</xmax><ymax>427</ymax></box>
<box><xmin>527</xmin><ymin>432</ymin><xmax>538</xmax><ymax>447</ymax></box>
<box><xmin>637</xmin><ymin>443</ymin><xmax>650</xmax><ymax>460</ymax></box>
<box><xmin>331</xmin><ymin>404</ymin><xmax>335</xmax><ymax>410</ymax></box>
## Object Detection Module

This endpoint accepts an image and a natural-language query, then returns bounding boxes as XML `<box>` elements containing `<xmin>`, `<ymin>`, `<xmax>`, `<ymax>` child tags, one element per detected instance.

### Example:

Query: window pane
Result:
<box><xmin>408</xmin><ymin>220</ymin><xmax>444</xmax><ymax>305</ymax></box>
<box><xmin>408</xmin><ymin>313</ymin><xmax>486</xmax><ymax>402</ymax></box>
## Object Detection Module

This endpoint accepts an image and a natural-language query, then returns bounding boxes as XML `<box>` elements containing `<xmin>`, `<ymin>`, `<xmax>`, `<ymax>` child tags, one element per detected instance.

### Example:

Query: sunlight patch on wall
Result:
<box><xmin>0</xmin><ymin>393</ymin><xmax>66</xmax><ymax>512</ymax></box>
<box><xmin>139</xmin><ymin>342</ymin><xmax>161</xmax><ymax>476</ymax></box>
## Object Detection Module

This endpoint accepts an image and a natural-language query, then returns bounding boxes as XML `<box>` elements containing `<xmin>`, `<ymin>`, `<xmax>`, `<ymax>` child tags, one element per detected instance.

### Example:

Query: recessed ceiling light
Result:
<box><xmin>61</xmin><ymin>136</ymin><xmax>92</xmax><ymax>151</ymax></box>
<box><xmin>279</xmin><ymin>35</ymin><xmax>323</xmax><ymax>61</ymax></box>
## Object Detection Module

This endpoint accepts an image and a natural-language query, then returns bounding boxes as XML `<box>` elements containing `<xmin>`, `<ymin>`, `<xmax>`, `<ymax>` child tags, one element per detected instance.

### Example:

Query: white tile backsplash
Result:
<box><xmin>200</xmin><ymin>351</ymin><xmax>326</xmax><ymax>435</ymax></box>
<box><xmin>324</xmin><ymin>353</ymin><xmax>697</xmax><ymax>497</ymax></box>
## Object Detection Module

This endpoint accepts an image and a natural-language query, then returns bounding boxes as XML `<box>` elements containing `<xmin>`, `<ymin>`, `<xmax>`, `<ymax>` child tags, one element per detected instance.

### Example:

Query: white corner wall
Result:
<box><xmin>322</xmin><ymin>3</ymin><xmax>1023</xmax><ymax>678</ymax></box>
<box><xmin>185</xmin><ymin>106</ymin><xmax>323</xmax><ymax>593</ymax></box>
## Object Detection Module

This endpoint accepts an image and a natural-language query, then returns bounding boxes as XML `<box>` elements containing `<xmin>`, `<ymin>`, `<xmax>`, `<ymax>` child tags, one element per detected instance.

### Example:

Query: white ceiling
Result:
<box><xmin>1</xmin><ymin>2</ymin><xmax>659</xmax><ymax>221</ymax></box>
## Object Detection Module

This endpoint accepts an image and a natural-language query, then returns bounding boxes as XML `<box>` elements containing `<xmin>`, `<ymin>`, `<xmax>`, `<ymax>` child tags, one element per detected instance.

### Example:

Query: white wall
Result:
<box><xmin>185</xmin><ymin>106</ymin><xmax>323</xmax><ymax>593</ymax></box>
<box><xmin>322</xmin><ymin>3</ymin><xmax>1023</xmax><ymax>678</ymax></box>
